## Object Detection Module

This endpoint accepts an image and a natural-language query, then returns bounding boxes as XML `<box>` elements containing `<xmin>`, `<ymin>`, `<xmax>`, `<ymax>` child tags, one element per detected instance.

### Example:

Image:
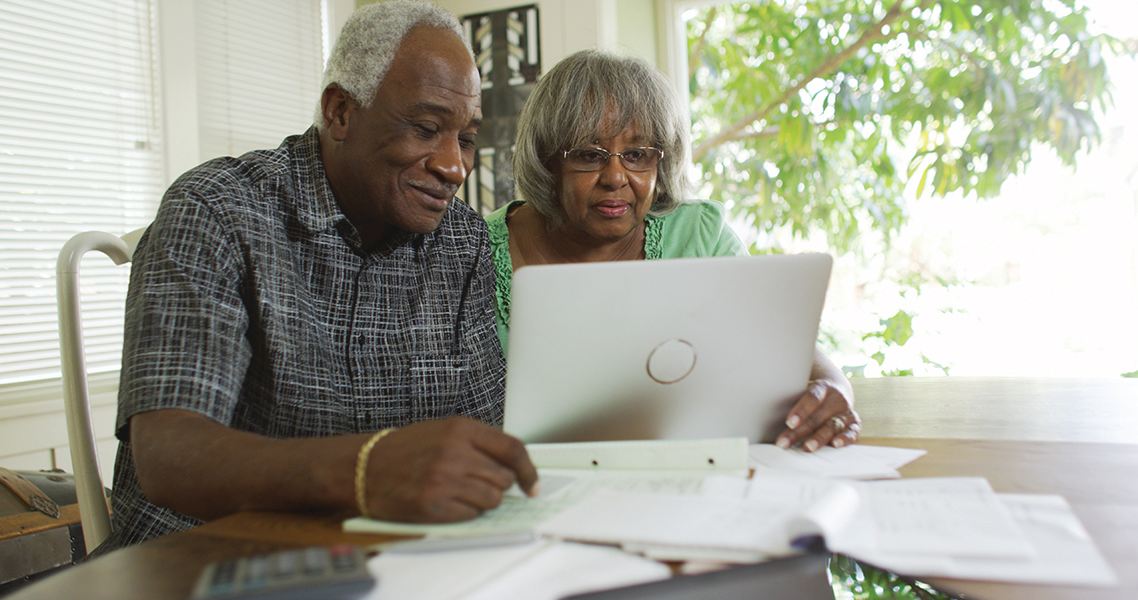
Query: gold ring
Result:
<box><xmin>830</xmin><ymin>416</ymin><xmax>844</xmax><ymax>433</ymax></box>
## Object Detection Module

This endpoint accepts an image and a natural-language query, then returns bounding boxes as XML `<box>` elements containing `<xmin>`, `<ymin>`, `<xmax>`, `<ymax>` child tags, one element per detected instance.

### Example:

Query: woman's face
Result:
<box><xmin>552</xmin><ymin>123</ymin><xmax>659</xmax><ymax>244</ymax></box>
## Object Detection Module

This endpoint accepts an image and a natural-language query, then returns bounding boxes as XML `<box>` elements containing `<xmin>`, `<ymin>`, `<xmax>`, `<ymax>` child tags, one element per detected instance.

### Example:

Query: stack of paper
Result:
<box><xmin>344</xmin><ymin>439</ymin><xmax>1115</xmax><ymax>588</ymax></box>
<box><xmin>344</xmin><ymin>439</ymin><xmax>923</xmax><ymax>538</ymax></box>
<box><xmin>344</xmin><ymin>438</ymin><xmax>751</xmax><ymax>538</ymax></box>
<box><xmin>534</xmin><ymin>474</ymin><xmax>1117</xmax><ymax>586</ymax></box>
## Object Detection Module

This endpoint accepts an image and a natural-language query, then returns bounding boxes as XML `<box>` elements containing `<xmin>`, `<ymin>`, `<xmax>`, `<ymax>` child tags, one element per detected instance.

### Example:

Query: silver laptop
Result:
<box><xmin>503</xmin><ymin>253</ymin><xmax>832</xmax><ymax>444</ymax></box>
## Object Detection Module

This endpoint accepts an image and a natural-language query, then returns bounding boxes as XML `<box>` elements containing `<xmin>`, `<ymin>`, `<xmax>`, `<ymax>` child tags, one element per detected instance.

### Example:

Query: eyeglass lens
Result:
<box><xmin>564</xmin><ymin>147</ymin><xmax>662</xmax><ymax>172</ymax></box>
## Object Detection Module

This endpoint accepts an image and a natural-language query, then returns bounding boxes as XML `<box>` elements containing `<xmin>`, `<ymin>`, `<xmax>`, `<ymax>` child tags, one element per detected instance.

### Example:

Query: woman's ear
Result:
<box><xmin>320</xmin><ymin>84</ymin><xmax>354</xmax><ymax>141</ymax></box>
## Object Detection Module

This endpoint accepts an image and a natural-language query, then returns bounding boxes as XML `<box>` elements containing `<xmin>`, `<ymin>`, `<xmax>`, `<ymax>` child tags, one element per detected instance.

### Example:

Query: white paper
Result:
<box><xmin>839</xmin><ymin>444</ymin><xmax>928</xmax><ymax>469</ymax></box>
<box><xmin>742</xmin><ymin>473</ymin><xmax>849</xmax><ymax>508</ymax></box>
<box><xmin>786</xmin><ymin>484</ymin><xmax>861</xmax><ymax>543</ymax></box>
<box><xmin>748</xmin><ymin>444</ymin><xmax>926</xmax><ymax>479</ymax></box>
<box><xmin>346</xmin><ymin>438</ymin><xmax>749</xmax><ymax>538</ymax></box>
<box><xmin>853</xmin><ymin>494</ymin><xmax>1118</xmax><ymax>586</ymax></box>
<box><xmin>826</xmin><ymin>477</ymin><xmax>1033</xmax><ymax>558</ymax></box>
<box><xmin>740</xmin><ymin>475</ymin><xmax>1032</xmax><ymax>557</ymax></box>
<box><xmin>536</xmin><ymin>490</ymin><xmax>800</xmax><ymax>555</ymax></box>
<box><xmin>346</xmin><ymin>468</ymin><xmax>735</xmax><ymax>538</ymax></box>
<box><xmin>365</xmin><ymin>540</ymin><xmax>669</xmax><ymax>600</ymax></box>
<box><xmin>365</xmin><ymin>540</ymin><xmax>550</xmax><ymax>600</ymax></box>
<box><xmin>458</xmin><ymin>541</ymin><xmax>670</xmax><ymax>600</ymax></box>
<box><xmin>538</xmin><ymin>476</ymin><xmax>1034</xmax><ymax>563</ymax></box>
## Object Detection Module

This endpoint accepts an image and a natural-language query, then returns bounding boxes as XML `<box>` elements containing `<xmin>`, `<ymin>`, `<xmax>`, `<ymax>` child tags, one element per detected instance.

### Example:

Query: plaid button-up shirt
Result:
<box><xmin>97</xmin><ymin>127</ymin><xmax>505</xmax><ymax>552</ymax></box>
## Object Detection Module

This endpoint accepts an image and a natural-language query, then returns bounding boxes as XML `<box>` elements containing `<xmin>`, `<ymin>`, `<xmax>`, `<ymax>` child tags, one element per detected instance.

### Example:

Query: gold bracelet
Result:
<box><xmin>354</xmin><ymin>428</ymin><xmax>393</xmax><ymax>519</ymax></box>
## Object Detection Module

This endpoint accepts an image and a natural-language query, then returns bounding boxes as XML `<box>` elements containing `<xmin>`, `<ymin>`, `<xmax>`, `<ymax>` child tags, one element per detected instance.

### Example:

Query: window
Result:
<box><xmin>0</xmin><ymin>0</ymin><xmax>164</xmax><ymax>389</ymax></box>
<box><xmin>673</xmin><ymin>0</ymin><xmax>1138</xmax><ymax>377</ymax></box>
<box><xmin>0</xmin><ymin>0</ymin><xmax>327</xmax><ymax>403</ymax></box>
<box><xmin>194</xmin><ymin>0</ymin><xmax>325</xmax><ymax>160</ymax></box>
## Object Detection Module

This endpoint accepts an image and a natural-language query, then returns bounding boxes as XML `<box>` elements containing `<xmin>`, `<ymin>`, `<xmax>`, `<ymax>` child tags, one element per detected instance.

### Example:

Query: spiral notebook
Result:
<box><xmin>503</xmin><ymin>253</ymin><xmax>833</xmax><ymax>444</ymax></box>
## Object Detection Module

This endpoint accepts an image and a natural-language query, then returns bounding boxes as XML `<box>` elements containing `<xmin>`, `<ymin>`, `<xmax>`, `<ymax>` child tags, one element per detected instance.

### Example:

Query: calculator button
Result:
<box><xmin>191</xmin><ymin>546</ymin><xmax>375</xmax><ymax>600</ymax></box>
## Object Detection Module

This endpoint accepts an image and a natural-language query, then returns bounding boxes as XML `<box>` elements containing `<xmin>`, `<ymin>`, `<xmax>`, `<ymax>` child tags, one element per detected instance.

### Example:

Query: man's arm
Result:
<box><xmin>774</xmin><ymin>346</ymin><xmax>860</xmax><ymax>451</ymax></box>
<box><xmin>131</xmin><ymin>410</ymin><xmax>538</xmax><ymax>522</ymax></box>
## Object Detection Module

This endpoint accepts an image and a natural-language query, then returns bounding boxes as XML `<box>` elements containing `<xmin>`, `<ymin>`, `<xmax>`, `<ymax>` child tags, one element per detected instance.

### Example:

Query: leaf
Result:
<box><xmin>879</xmin><ymin>310</ymin><xmax>914</xmax><ymax>347</ymax></box>
<box><xmin>915</xmin><ymin>163</ymin><xmax>930</xmax><ymax>197</ymax></box>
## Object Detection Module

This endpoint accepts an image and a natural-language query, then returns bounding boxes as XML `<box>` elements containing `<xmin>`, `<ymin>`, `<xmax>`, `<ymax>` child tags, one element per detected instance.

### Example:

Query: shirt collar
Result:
<box><xmin>290</xmin><ymin>126</ymin><xmax>346</xmax><ymax>235</ymax></box>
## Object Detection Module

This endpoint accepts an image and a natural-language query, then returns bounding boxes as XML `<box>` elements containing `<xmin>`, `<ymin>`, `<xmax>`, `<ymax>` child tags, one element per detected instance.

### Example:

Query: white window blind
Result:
<box><xmin>0</xmin><ymin>0</ymin><xmax>326</xmax><ymax>395</ymax></box>
<box><xmin>0</xmin><ymin>0</ymin><xmax>164</xmax><ymax>387</ymax></box>
<box><xmin>195</xmin><ymin>0</ymin><xmax>325</xmax><ymax>161</ymax></box>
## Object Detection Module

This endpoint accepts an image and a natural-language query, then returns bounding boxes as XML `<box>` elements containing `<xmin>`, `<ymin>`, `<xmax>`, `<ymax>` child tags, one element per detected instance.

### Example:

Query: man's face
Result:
<box><xmin>332</xmin><ymin>27</ymin><xmax>481</xmax><ymax>245</ymax></box>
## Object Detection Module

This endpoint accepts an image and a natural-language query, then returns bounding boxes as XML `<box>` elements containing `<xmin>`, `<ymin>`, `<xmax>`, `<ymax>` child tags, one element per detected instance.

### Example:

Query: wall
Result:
<box><xmin>368</xmin><ymin>0</ymin><xmax>665</xmax><ymax>73</ymax></box>
<box><xmin>615</xmin><ymin>0</ymin><xmax>659</xmax><ymax>64</ymax></box>
<box><xmin>0</xmin><ymin>376</ymin><xmax>118</xmax><ymax>479</ymax></box>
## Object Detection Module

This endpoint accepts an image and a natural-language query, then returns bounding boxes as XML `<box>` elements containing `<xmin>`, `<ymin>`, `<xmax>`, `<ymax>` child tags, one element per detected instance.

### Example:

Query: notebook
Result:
<box><xmin>502</xmin><ymin>253</ymin><xmax>832</xmax><ymax>444</ymax></box>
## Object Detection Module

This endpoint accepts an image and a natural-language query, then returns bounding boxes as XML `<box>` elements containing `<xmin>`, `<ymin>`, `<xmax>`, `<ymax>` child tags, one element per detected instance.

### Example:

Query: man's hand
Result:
<box><xmin>130</xmin><ymin>411</ymin><xmax>536</xmax><ymax>524</ymax></box>
<box><xmin>774</xmin><ymin>347</ymin><xmax>860</xmax><ymax>452</ymax></box>
<box><xmin>360</xmin><ymin>417</ymin><xmax>538</xmax><ymax>523</ymax></box>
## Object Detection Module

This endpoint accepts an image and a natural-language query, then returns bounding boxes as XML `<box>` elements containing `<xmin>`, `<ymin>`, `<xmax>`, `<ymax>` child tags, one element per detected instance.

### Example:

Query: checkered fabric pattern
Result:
<box><xmin>92</xmin><ymin>127</ymin><xmax>505</xmax><ymax>554</ymax></box>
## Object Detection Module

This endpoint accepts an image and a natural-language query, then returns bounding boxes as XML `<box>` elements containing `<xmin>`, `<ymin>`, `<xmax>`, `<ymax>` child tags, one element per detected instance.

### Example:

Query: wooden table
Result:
<box><xmin>851</xmin><ymin>376</ymin><xmax>1138</xmax><ymax>444</ymax></box>
<box><xmin>8</xmin><ymin>377</ymin><xmax>1138</xmax><ymax>600</ymax></box>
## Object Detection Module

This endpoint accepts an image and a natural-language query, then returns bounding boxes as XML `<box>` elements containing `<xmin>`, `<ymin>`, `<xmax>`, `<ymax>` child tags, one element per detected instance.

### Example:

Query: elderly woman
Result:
<box><xmin>486</xmin><ymin>49</ymin><xmax>859</xmax><ymax>451</ymax></box>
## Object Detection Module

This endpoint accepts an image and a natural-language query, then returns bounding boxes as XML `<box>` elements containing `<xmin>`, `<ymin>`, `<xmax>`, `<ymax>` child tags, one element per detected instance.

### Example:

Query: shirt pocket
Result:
<box><xmin>409</xmin><ymin>354</ymin><xmax>470</xmax><ymax>421</ymax></box>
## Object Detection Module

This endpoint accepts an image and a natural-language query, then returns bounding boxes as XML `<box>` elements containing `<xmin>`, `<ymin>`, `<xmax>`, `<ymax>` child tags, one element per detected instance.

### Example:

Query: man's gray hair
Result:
<box><xmin>316</xmin><ymin>1</ymin><xmax>469</xmax><ymax>127</ymax></box>
<box><xmin>513</xmin><ymin>49</ymin><xmax>694</xmax><ymax>227</ymax></box>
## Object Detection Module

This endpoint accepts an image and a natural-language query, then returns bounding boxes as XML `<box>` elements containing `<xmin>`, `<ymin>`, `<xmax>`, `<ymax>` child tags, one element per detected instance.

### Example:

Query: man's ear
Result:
<box><xmin>321</xmin><ymin>84</ymin><xmax>354</xmax><ymax>142</ymax></box>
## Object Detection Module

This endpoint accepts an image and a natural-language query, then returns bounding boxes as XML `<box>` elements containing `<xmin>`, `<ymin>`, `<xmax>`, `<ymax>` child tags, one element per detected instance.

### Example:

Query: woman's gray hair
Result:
<box><xmin>315</xmin><ymin>1</ymin><xmax>469</xmax><ymax>127</ymax></box>
<box><xmin>514</xmin><ymin>49</ymin><xmax>693</xmax><ymax>226</ymax></box>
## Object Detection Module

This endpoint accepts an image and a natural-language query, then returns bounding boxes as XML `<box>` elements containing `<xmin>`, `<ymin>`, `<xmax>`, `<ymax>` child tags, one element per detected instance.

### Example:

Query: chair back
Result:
<box><xmin>55</xmin><ymin>228</ymin><xmax>146</xmax><ymax>553</ymax></box>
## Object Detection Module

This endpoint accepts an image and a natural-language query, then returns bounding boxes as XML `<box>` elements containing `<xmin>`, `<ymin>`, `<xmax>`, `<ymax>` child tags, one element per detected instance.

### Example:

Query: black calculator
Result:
<box><xmin>191</xmin><ymin>544</ymin><xmax>376</xmax><ymax>600</ymax></box>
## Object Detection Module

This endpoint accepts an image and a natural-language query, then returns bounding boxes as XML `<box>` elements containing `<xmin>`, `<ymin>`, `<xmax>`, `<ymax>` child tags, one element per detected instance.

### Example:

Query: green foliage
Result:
<box><xmin>866</xmin><ymin>310</ymin><xmax>915</xmax><ymax>347</ymax></box>
<box><xmin>687</xmin><ymin>0</ymin><xmax>1127</xmax><ymax>254</ymax></box>
<box><xmin>856</xmin><ymin>308</ymin><xmax>950</xmax><ymax>376</ymax></box>
<box><xmin>830</xmin><ymin>554</ymin><xmax>958</xmax><ymax>599</ymax></box>
<box><xmin>1122</xmin><ymin>370</ymin><xmax>1138</xmax><ymax>378</ymax></box>
<box><xmin>687</xmin><ymin>0</ymin><xmax>1130</xmax><ymax>376</ymax></box>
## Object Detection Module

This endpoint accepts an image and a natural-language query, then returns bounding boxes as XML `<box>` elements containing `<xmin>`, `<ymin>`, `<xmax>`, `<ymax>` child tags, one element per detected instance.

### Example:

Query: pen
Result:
<box><xmin>379</xmin><ymin>531</ymin><xmax>542</xmax><ymax>554</ymax></box>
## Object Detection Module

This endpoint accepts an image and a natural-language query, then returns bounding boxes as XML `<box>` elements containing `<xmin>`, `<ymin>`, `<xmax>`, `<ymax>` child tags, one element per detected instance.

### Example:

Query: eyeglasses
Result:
<box><xmin>561</xmin><ymin>146</ymin><xmax>664</xmax><ymax>172</ymax></box>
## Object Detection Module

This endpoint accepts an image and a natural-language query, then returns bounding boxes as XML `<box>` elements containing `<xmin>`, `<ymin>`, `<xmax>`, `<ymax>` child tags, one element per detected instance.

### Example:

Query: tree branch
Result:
<box><xmin>729</xmin><ymin>125</ymin><xmax>781</xmax><ymax>142</ymax></box>
<box><xmin>724</xmin><ymin>118</ymin><xmax>840</xmax><ymax>143</ymax></box>
<box><xmin>688</xmin><ymin>7</ymin><xmax>717</xmax><ymax>80</ymax></box>
<box><xmin>692</xmin><ymin>0</ymin><xmax>936</xmax><ymax>162</ymax></box>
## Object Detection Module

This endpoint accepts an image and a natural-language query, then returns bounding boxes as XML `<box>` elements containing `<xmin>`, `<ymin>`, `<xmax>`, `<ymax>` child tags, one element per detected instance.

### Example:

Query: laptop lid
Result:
<box><xmin>563</xmin><ymin>551</ymin><xmax>837</xmax><ymax>600</ymax></box>
<box><xmin>503</xmin><ymin>253</ymin><xmax>832</xmax><ymax>444</ymax></box>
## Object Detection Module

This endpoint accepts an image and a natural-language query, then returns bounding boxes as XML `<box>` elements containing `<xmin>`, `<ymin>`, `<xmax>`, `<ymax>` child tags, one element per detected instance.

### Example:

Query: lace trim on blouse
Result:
<box><xmin>488</xmin><ymin>203</ymin><xmax>517</xmax><ymax>328</ymax></box>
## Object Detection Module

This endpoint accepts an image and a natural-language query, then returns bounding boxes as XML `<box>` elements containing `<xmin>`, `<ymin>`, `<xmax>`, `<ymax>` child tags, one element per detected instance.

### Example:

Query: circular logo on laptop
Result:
<box><xmin>646</xmin><ymin>339</ymin><xmax>696</xmax><ymax>384</ymax></box>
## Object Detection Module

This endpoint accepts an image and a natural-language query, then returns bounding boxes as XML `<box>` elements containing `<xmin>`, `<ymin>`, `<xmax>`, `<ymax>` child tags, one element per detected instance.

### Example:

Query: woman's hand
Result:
<box><xmin>774</xmin><ymin>348</ymin><xmax>860</xmax><ymax>451</ymax></box>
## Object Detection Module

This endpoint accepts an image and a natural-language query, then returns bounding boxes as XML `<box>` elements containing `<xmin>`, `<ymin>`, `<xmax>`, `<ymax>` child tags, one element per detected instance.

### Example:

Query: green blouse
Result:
<box><xmin>485</xmin><ymin>200</ymin><xmax>748</xmax><ymax>352</ymax></box>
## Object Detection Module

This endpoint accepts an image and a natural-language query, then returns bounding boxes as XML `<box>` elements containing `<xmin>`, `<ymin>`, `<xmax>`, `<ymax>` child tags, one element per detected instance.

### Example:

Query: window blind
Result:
<box><xmin>0</xmin><ymin>0</ymin><xmax>164</xmax><ymax>387</ymax></box>
<box><xmin>195</xmin><ymin>0</ymin><xmax>325</xmax><ymax>161</ymax></box>
<box><xmin>0</xmin><ymin>0</ymin><xmax>326</xmax><ymax>393</ymax></box>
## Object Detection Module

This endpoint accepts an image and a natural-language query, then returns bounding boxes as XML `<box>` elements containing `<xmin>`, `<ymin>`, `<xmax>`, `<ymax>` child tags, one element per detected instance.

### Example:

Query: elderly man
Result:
<box><xmin>94</xmin><ymin>1</ymin><xmax>537</xmax><ymax>554</ymax></box>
